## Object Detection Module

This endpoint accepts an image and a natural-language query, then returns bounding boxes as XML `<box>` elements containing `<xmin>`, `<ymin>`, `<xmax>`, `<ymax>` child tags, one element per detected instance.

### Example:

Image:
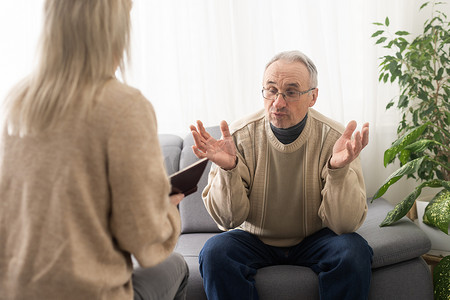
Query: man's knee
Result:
<box><xmin>336</xmin><ymin>233</ymin><xmax>373</xmax><ymax>269</ymax></box>
<box><xmin>199</xmin><ymin>230</ymin><xmax>252</xmax><ymax>274</ymax></box>
<box><xmin>199</xmin><ymin>233</ymin><xmax>232</xmax><ymax>269</ymax></box>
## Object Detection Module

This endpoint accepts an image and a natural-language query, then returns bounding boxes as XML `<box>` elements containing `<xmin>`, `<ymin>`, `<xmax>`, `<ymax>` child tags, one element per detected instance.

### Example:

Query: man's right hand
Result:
<box><xmin>190</xmin><ymin>120</ymin><xmax>237</xmax><ymax>170</ymax></box>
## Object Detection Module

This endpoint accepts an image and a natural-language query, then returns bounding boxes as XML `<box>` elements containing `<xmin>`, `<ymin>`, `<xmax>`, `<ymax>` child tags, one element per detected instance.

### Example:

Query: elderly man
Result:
<box><xmin>190</xmin><ymin>50</ymin><xmax>373</xmax><ymax>300</ymax></box>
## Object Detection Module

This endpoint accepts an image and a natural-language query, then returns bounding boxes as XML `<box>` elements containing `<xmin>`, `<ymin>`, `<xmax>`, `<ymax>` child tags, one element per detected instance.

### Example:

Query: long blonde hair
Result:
<box><xmin>3</xmin><ymin>0</ymin><xmax>132</xmax><ymax>136</ymax></box>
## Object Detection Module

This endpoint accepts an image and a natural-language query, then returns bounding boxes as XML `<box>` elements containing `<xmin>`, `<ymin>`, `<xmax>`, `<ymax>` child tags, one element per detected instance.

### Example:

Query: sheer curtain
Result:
<box><xmin>1</xmin><ymin>0</ymin><xmax>447</xmax><ymax>202</ymax></box>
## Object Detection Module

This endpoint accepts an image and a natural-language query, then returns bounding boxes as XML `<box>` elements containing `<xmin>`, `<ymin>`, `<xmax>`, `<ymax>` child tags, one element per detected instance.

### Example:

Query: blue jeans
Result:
<box><xmin>199</xmin><ymin>228</ymin><xmax>373</xmax><ymax>300</ymax></box>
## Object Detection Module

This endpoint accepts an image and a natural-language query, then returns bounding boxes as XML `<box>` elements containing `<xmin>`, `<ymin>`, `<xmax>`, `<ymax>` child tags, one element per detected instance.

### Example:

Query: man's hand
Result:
<box><xmin>329</xmin><ymin>121</ymin><xmax>369</xmax><ymax>169</ymax></box>
<box><xmin>190</xmin><ymin>120</ymin><xmax>237</xmax><ymax>170</ymax></box>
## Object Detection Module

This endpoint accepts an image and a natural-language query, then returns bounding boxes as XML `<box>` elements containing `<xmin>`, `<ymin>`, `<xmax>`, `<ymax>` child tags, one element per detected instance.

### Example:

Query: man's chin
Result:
<box><xmin>269</xmin><ymin>119</ymin><xmax>289</xmax><ymax>129</ymax></box>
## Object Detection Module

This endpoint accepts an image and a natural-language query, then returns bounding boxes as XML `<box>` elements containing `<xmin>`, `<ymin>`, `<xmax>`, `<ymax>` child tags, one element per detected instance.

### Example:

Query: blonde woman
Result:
<box><xmin>0</xmin><ymin>1</ymin><xmax>188</xmax><ymax>299</ymax></box>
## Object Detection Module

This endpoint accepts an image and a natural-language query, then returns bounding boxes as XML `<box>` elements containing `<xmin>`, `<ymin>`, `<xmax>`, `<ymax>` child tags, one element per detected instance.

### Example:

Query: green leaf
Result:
<box><xmin>434</xmin><ymin>256</ymin><xmax>450</xmax><ymax>300</ymax></box>
<box><xmin>420</xmin><ymin>1</ymin><xmax>430</xmax><ymax>10</ymax></box>
<box><xmin>372</xmin><ymin>22</ymin><xmax>384</xmax><ymax>26</ymax></box>
<box><xmin>395</xmin><ymin>31</ymin><xmax>410</xmax><ymax>36</ymax></box>
<box><xmin>412</xmin><ymin>109</ymin><xmax>419</xmax><ymax>126</ymax></box>
<box><xmin>443</xmin><ymin>181</ymin><xmax>450</xmax><ymax>191</ymax></box>
<box><xmin>399</xmin><ymin>149</ymin><xmax>411</xmax><ymax>165</ymax></box>
<box><xmin>379</xmin><ymin>179</ymin><xmax>442</xmax><ymax>226</ymax></box>
<box><xmin>397</xmin><ymin>95</ymin><xmax>408</xmax><ymax>108</ymax></box>
<box><xmin>385</xmin><ymin>40</ymin><xmax>394</xmax><ymax>49</ymax></box>
<box><xmin>372</xmin><ymin>30</ymin><xmax>384</xmax><ymax>38</ymax></box>
<box><xmin>436</xmin><ymin>68</ymin><xmax>444</xmax><ymax>81</ymax></box>
<box><xmin>372</xmin><ymin>157</ymin><xmax>425</xmax><ymax>200</ymax></box>
<box><xmin>376</xmin><ymin>37</ymin><xmax>387</xmax><ymax>45</ymax></box>
<box><xmin>418</xmin><ymin>89</ymin><xmax>429</xmax><ymax>101</ymax></box>
<box><xmin>385</xmin><ymin>16</ymin><xmax>390</xmax><ymax>26</ymax></box>
<box><xmin>383</xmin><ymin>123</ymin><xmax>429</xmax><ymax>167</ymax></box>
<box><xmin>423</xmin><ymin>189</ymin><xmax>450</xmax><ymax>234</ymax></box>
<box><xmin>404</xmin><ymin>139</ymin><xmax>442</xmax><ymax>153</ymax></box>
<box><xmin>386</xmin><ymin>100</ymin><xmax>394</xmax><ymax>110</ymax></box>
<box><xmin>423</xmin><ymin>80</ymin><xmax>435</xmax><ymax>91</ymax></box>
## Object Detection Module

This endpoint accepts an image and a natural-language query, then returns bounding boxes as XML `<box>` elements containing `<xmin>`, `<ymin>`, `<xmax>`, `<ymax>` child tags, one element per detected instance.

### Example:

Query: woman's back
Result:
<box><xmin>0</xmin><ymin>80</ymin><xmax>180</xmax><ymax>300</ymax></box>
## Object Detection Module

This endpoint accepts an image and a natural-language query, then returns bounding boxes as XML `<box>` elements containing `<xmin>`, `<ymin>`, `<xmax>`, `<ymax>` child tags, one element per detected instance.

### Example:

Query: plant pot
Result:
<box><xmin>416</xmin><ymin>198</ymin><xmax>450</xmax><ymax>252</ymax></box>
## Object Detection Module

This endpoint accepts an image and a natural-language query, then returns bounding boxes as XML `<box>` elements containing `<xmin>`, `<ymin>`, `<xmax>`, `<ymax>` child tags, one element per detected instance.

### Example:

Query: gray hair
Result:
<box><xmin>265</xmin><ymin>50</ymin><xmax>318</xmax><ymax>89</ymax></box>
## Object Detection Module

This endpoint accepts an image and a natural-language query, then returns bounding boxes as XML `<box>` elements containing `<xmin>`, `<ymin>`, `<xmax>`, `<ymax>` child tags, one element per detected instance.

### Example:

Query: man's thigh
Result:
<box><xmin>287</xmin><ymin>228</ymin><xmax>372</xmax><ymax>271</ymax></box>
<box><xmin>200</xmin><ymin>229</ymin><xmax>279</xmax><ymax>269</ymax></box>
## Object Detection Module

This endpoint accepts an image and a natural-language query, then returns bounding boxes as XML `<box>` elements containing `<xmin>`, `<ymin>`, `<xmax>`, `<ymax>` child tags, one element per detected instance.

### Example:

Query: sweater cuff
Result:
<box><xmin>327</xmin><ymin>157</ymin><xmax>350</xmax><ymax>179</ymax></box>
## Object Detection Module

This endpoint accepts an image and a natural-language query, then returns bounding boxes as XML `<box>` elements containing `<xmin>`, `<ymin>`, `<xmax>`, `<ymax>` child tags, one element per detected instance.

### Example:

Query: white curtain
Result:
<box><xmin>1</xmin><ymin>0</ymin><xmax>448</xmax><ymax>202</ymax></box>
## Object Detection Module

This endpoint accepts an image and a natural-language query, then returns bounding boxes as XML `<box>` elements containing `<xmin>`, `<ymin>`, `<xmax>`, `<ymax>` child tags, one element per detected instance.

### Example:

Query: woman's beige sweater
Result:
<box><xmin>0</xmin><ymin>80</ymin><xmax>180</xmax><ymax>300</ymax></box>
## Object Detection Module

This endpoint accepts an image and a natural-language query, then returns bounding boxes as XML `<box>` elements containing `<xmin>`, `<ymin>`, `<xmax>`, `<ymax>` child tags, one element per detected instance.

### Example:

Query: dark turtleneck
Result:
<box><xmin>270</xmin><ymin>114</ymin><xmax>308</xmax><ymax>144</ymax></box>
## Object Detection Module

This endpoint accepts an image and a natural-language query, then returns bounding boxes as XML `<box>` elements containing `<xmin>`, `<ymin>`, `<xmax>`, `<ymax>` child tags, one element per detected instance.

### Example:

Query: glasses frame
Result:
<box><xmin>261</xmin><ymin>87</ymin><xmax>316</xmax><ymax>102</ymax></box>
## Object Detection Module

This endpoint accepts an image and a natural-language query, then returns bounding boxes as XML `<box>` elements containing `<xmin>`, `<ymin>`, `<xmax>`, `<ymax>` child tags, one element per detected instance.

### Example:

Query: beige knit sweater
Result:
<box><xmin>0</xmin><ymin>80</ymin><xmax>180</xmax><ymax>300</ymax></box>
<box><xmin>203</xmin><ymin>108</ymin><xmax>367</xmax><ymax>247</ymax></box>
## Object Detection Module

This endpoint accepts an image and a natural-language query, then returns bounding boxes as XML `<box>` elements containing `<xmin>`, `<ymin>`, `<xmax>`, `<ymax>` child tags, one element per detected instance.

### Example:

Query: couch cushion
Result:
<box><xmin>159</xmin><ymin>134</ymin><xmax>183</xmax><ymax>175</ymax></box>
<box><xmin>357</xmin><ymin>198</ymin><xmax>431</xmax><ymax>268</ymax></box>
<box><xmin>178</xmin><ymin>126</ymin><xmax>222</xmax><ymax>233</ymax></box>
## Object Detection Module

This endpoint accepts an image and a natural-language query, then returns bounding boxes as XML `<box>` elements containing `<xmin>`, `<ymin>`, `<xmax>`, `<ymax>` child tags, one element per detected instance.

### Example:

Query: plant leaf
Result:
<box><xmin>376</xmin><ymin>37</ymin><xmax>387</xmax><ymax>45</ymax></box>
<box><xmin>383</xmin><ymin>123</ymin><xmax>429</xmax><ymax>167</ymax></box>
<box><xmin>395</xmin><ymin>31</ymin><xmax>410</xmax><ymax>36</ymax></box>
<box><xmin>443</xmin><ymin>181</ymin><xmax>450</xmax><ymax>191</ymax></box>
<box><xmin>423</xmin><ymin>189</ymin><xmax>450</xmax><ymax>234</ymax></box>
<box><xmin>404</xmin><ymin>139</ymin><xmax>442</xmax><ymax>153</ymax></box>
<box><xmin>379</xmin><ymin>179</ymin><xmax>443</xmax><ymax>226</ymax></box>
<box><xmin>420</xmin><ymin>1</ymin><xmax>430</xmax><ymax>10</ymax></box>
<box><xmin>372</xmin><ymin>30</ymin><xmax>384</xmax><ymax>37</ymax></box>
<box><xmin>399</xmin><ymin>149</ymin><xmax>411</xmax><ymax>165</ymax></box>
<box><xmin>372</xmin><ymin>157</ymin><xmax>425</xmax><ymax>200</ymax></box>
<box><xmin>433</xmin><ymin>256</ymin><xmax>450</xmax><ymax>300</ymax></box>
<box><xmin>397</xmin><ymin>95</ymin><xmax>409</xmax><ymax>108</ymax></box>
<box><xmin>385</xmin><ymin>16</ymin><xmax>390</xmax><ymax>26</ymax></box>
<box><xmin>372</xmin><ymin>22</ymin><xmax>384</xmax><ymax>26</ymax></box>
<box><xmin>386</xmin><ymin>100</ymin><xmax>394</xmax><ymax>110</ymax></box>
<box><xmin>436</xmin><ymin>67</ymin><xmax>444</xmax><ymax>81</ymax></box>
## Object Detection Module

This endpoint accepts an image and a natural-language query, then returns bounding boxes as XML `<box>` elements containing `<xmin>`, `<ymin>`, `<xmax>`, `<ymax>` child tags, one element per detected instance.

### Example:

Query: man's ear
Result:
<box><xmin>309</xmin><ymin>88</ymin><xmax>318</xmax><ymax>107</ymax></box>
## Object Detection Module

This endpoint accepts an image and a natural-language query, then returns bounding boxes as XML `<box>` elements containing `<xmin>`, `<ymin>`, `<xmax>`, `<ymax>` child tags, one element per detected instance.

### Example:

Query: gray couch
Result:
<box><xmin>159</xmin><ymin>126</ymin><xmax>434</xmax><ymax>300</ymax></box>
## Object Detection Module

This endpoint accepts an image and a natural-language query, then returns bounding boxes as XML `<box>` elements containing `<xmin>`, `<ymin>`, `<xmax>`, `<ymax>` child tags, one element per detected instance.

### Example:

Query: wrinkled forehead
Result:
<box><xmin>263</xmin><ymin>60</ymin><xmax>310</xmax><ymax>88</ymax></box>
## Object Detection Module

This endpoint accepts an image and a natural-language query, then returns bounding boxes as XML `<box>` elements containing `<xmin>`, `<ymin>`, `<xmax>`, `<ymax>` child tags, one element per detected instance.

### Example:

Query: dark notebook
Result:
<box><xmin>169</xmin><ymin>158</ymin><xmax>209</xmax><ymax>196</ymax></box>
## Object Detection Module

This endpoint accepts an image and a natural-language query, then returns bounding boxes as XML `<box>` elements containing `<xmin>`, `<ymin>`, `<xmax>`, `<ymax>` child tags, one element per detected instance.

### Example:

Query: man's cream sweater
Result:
<box><xmin>203</xmin><ymin>108</ymin><xmax>367</xmax><ymax>247</ymax></box>
<box><xmin>0</xmin><ymin>80</ymin><xmax>180</xmax><ymax>299</ymax></box>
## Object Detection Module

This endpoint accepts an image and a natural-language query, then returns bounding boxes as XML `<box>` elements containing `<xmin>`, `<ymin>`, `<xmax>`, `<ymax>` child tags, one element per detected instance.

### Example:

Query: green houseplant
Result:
<box><xmin>371</xmin><ymin>1</ymin><xmax>449</xmax><ymax>298</ymax></box>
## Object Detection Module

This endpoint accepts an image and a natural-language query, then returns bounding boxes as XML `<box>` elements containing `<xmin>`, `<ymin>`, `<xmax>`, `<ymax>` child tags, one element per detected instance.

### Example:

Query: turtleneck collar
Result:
<box><xmin>270</xmin><ymin>114</ymin><xmax>308</xmax><ymax>145</ymax></box>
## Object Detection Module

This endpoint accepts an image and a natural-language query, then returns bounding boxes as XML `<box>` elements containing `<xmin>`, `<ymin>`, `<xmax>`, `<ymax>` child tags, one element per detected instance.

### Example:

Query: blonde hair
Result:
<box><xmin>3</xmin><ymin>0</ymin><xmax>132</xmax><ymax>136</ymax></box>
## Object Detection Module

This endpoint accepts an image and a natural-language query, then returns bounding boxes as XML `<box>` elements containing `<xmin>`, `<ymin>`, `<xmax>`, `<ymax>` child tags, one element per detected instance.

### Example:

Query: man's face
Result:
<box><xmin>263</xmin><ymin>60</ymin><xmax>318</xmax><ymax>129</ymax></box>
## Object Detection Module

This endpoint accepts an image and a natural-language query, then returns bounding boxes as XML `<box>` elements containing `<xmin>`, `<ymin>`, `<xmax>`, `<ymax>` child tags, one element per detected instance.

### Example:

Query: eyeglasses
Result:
<box><xmin>262</xmin><ymin>87</ymin><xmax>315</xmax><ymax>102</ymax></box>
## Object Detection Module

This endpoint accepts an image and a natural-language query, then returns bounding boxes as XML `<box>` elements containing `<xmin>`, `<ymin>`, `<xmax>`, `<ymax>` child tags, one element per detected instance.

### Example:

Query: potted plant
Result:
<box><xmin>370</xmin><ymin>1</ymin><xmax>449</xmax><ymax>298</ymax></box>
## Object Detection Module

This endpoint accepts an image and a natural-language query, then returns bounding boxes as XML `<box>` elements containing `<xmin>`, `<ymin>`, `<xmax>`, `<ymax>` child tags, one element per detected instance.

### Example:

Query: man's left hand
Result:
<box><xmin>329</xmin><ymin>121</ymin><xmax>369</xmax><ymax>169</ymax></box>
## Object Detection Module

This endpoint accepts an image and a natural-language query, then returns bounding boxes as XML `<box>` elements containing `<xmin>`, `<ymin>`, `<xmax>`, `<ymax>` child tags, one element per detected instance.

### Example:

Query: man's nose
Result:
<box><xmin>273</xmin><ymin>93</ymin><xmax>287</xmax><ymax>109</ymax></box>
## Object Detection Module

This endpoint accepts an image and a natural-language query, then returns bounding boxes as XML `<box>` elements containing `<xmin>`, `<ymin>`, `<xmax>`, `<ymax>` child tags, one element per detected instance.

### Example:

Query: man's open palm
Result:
<box><xmin>330</xmin><ymin>121</ymin><xmax>369</xmax><ymax>169</ymax></box>
<box><xmin>190</xmin><ymin>120</ymin><xmax>237</xmax><ymax>170</ymax></box>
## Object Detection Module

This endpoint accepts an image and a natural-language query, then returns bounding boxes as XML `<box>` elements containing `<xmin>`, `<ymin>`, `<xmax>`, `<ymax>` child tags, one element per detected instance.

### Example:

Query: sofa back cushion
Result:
<box><xmin>159</xmin><ymin>134</ymin><xmax>183</xmax><ymax>175</ymax></box>
<box><xmin>178</xmin><ymin>126</ymin><xmax>222</xmax><ymax>234</ymax></box>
